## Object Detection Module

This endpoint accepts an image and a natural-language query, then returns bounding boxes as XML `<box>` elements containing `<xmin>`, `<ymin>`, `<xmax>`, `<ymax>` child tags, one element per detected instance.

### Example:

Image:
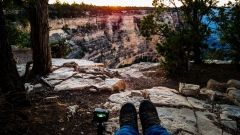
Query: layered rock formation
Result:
<box><xmin>49</xmin><ymin>14</ymin><xmax>161</xmax><ymax>68</ymax></box>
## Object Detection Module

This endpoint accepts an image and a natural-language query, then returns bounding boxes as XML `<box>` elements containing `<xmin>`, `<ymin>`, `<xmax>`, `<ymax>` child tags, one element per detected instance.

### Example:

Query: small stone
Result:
<box><xmin>207</xmin><ymin>79</ymin><xmax>228</xmax><ymax>90</ymax></box>
<box><xmin>25</xmin><ymin>83</ymin><xmax>34</xmax><ymax>93</ymax></box>
<box><xmin>81</xmin><ymin>132</ymin><xmax>84</xmax><ymax>134</ymax></box>
<box><xmin>226</xmin><ymin>88</ymin><xmax>240</xmax><ymax>106</ymax></box>
<box><xmin>44</xmin><ymin>96</ymin><xmax>59</xmax><ymax>103</ymax></box>
<box><xmin>89</xmin><ymin>88</ymin><xmax>98</xmax><ymax>93</ymax></box>
<box><xmin>179</xmin><ymin>83</ymin><xmax>200</xmax><ymax>96</ymax></box>
<box><xmin>58</xmin><ymin>119</ymin><xmax>64</xmax><ymax>123</ymax></box>
<box><xmin>68</xmin><ymin>105</ymin><xmax>79</xmax><ymax>115</ymax></box>
<box><xmin>34</xmin><ymin>83</ymin><xmax>42</xmax><ymax>88</ymax></box>
<box><xmin>86</xmin><ymin>112</ymin><xmax>91</xmax><ymax>114</ymax></box>
<box><xmin>61</xmin><ymin>128</ymin><xmax>64</xmax><ymax>131</ymax></box>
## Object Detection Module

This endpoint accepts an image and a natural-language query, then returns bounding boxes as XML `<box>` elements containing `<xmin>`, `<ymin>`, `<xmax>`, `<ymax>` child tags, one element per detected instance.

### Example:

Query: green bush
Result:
<box><xmin>50</xmin><ymin>38</ymin><xmax>72</xmax><ymax>58</ymax></box>
<box><xmin>6</xmin><ymin>20</ymin><xmax>30</xmax><ymax>48</ymax></box>
<box><xmin>156</xmin><ymin>27</ymin><xmax>190</xmax><ymax>76</ymax></box>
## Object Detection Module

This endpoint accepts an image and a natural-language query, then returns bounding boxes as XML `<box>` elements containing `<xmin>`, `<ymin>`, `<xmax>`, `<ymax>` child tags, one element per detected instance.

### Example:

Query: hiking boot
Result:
<box><xmin>139</xmin><ymin>100</ymin><xmax>160</xmax><ymax>134</ymax></box>
<box><xmin>119</xmin><ymin>102</ymin><xmax>138</xmax><ymax>131</ymax></box>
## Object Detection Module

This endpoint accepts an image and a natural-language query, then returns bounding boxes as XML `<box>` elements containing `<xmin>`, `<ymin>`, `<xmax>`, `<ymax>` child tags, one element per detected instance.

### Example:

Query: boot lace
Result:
<box><xmin>120</xmin><ymin>113</ymin><xmax>136</xmax><ymax>127</ymax></box>
<box><xmin>143</xmin><ymin>112</ymin><xmax>159</xmax><ymax>128</ymax></box>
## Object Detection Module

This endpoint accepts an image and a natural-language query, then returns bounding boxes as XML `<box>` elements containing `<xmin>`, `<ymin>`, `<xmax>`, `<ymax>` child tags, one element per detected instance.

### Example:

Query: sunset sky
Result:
<box><xmin>48</xmin><ymin>0</ymin><xmax>234</xmax><ymax>7</ymax></box>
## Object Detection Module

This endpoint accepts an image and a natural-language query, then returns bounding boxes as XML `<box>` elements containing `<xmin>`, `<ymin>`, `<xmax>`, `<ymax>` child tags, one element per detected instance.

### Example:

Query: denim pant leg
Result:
<box><xmin>114</xmin><ymin>125</ymin><xmax>139</xmax><ymax>135</ymax></box>
<box><xmin>145</xmin><ymin>125</ymin><xmax>170</xmax><ymax>135</ymax></box>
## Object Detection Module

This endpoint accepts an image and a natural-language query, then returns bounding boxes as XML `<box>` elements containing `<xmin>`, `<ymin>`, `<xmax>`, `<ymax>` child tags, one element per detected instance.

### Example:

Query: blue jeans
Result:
<box><xmin>115</xmin><ymin>125</ymin><xmax>170</xmax><ymax>135</ymax></box>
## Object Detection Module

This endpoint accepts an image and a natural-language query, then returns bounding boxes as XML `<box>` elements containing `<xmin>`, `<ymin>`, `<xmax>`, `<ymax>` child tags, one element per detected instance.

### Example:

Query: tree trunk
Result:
<box><xmin>28</xmin><ymin>0</ymin><xmax>52</xmax><ymax>75</ymax></box>
<box><xmin>193</xmin><ymin>44</ymin><xmax>202</xmax><ymax>64</ymax></box>
<box><xmin>0</xmin><ymin>7</ymin><xmax>28</xmax><ymax>106</ymax></box>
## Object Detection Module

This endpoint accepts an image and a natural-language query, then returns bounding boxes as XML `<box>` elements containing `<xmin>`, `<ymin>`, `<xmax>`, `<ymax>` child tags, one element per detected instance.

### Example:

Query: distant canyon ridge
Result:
<box><xmin>48</xmin><ymin>11</ymin><xmax>176</xmax><ymax>68</ymax></box>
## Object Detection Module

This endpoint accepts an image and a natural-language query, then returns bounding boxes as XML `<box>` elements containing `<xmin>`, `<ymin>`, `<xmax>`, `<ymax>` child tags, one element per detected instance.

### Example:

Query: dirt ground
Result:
<box><xmin>1</xmin><ymin>48</ymin><xmax>240</xmax><ymax>135</ymax></box>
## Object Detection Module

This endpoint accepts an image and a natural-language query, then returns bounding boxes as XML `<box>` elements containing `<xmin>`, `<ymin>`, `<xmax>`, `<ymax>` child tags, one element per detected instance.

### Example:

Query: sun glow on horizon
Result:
<box><xmin>48</xmin><ymin>0</ymin><xmax>236</xmax><ymax>7</ymax></box>
<box><xmin>48</xmin><ymin>0</ymin><xmax>153</xmax><ymax>7</ymax></box>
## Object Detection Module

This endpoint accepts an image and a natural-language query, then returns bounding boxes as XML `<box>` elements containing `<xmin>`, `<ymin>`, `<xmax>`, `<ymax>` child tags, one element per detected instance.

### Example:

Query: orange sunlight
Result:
<box><xmin>48</xmin><ymin>0</ymin><xmax>235</xmax><ymax>7</ymax></box>
<box><xmin>48</xmin><ymin>0</ymin><xmax>153</xmax><ymax>6</ymax></box>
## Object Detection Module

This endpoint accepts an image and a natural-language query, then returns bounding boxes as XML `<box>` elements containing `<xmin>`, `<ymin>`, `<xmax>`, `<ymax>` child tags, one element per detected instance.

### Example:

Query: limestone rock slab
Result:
<box><xmin>48</xmin><ymin>80</ymin><xmax>62</xmax><ymax>85</ymax></box>
<box><xmin>108</xmin><ymin>91</ymin><xmax>144</xmax><ymax>107</ymax></box>
<box><xmin>53</xmin><ymin>67</ymin><xmax>75</xmax><ymax>73</ymax></box>
<box><xmin>219</xmin><ymin>104</ymin><xmax>240</xmax><ymax>130</ymax></box>
<box><xmin>95</xmin><ymin>78</ymin><xmax>126</xmax><ymax>91</ymax></box>
<box><xmin>54</xmin><ymin>78</ymin><xmax>97</xmax><ymax>91</ymax></box>
<box><xmin>196</xmin><ymin>111</ymin><xmax>230</xmax><ymax>135</ymax></box>
<box><xmin>200</xmin><ymin>88</ymin><xmax>225</xmax><ymax>97</ymax></box>
<box><xmin>179</xmin><ymin>83</ymin><xmax>200</xmax><ymax>96</ymax></box>
<box><xmin>156</xmin><ymin>107</ymin><xmax>197</xmax><ymax>134</ymax></box>
<box><xmin>111</xmin><ymin>62</ymin><xmax>159</xmax><ymax>79</ymax></box>
<box><xmin>46</xmin><ymin>71</ymin><xmax>77</xmax><ymax>80</ymax></box>
<box><xmin>130</xmin><ymin>62</ymin><xmax>160</xmax><ymax>71</ymax></box>
<box><xmin>227</xmin><ymin>79</ymin><xmax>240</xmax><ymax>89</ymax></box>
<box><xmin>146</xmin><ymin>87</ymin><xmax>192</xmax><ymax>108</ymax></box>
<box><xmin>226</xmin><ymin>87</ymin><xmax>240</xmax><ymax>106</ymax></box>
<box><xmin>119</xmin><ymin>69</ymin><xmax>145</xmax><ymax>79</ymax></box>
<box><xmin>187</xmin><ymin>97</ymin><xmax>211</xmax><ymax>110</ymax></box>
<box><xmin>220</xmin><ymin>104</ymin><xmax>240</xmax><ymax>120</ymax></box>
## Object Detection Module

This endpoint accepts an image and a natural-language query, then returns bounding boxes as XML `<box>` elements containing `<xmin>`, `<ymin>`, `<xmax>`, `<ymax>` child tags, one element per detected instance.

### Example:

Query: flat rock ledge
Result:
<box><xmin>50</xmin><ymin>59</ymin><xmax>125</xmax><ymax>91</ymax></box>
<box><xmin>19</xmin><ymin>59</ymin><xmax>125</xmax><ymax>92</ymax></box>
<box><xmin>104</xmin><ymin>87</ymin><xmax>239</xmax><ymax>135</ymax></box>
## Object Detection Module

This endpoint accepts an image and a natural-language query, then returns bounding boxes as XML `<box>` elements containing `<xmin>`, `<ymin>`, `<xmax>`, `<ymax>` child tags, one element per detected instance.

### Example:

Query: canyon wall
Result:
<box><xmin>49</xmin><ymin>14</ymin><xmax>164</xmax><ymax>68</ymax></box>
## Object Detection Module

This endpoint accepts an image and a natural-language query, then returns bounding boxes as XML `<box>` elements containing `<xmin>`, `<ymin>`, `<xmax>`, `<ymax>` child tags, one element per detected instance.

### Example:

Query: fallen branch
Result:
<box><xmin>39</xmin><ymin>76</ymin><xmax>54</xmax><ymax>89</ymax></box>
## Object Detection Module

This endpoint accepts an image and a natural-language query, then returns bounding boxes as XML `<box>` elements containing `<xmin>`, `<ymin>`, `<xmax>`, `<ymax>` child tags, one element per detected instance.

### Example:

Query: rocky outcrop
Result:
<box><xmin>110</xmin><ymin>62</ymin><xmax>160</xmax><ymax>79</ymax></box>
<box><xmin>19</xmin><ymin>59</ymin><xmax>125</xmax><ymax>92</ymax></box>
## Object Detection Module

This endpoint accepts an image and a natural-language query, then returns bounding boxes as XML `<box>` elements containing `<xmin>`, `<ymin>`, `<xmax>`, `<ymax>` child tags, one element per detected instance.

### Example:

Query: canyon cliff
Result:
<box><xmin>49</xmin><ymin>13</ymin><xmax>161</xmax><ymax>68</ymax></box>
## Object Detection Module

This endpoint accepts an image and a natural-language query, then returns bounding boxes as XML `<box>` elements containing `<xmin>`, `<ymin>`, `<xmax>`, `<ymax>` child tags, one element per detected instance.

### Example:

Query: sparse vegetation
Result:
<box><xmin>50</xmin><ymin>38</ymin><xmax>72</xmax><ymax>58</ymax></box>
